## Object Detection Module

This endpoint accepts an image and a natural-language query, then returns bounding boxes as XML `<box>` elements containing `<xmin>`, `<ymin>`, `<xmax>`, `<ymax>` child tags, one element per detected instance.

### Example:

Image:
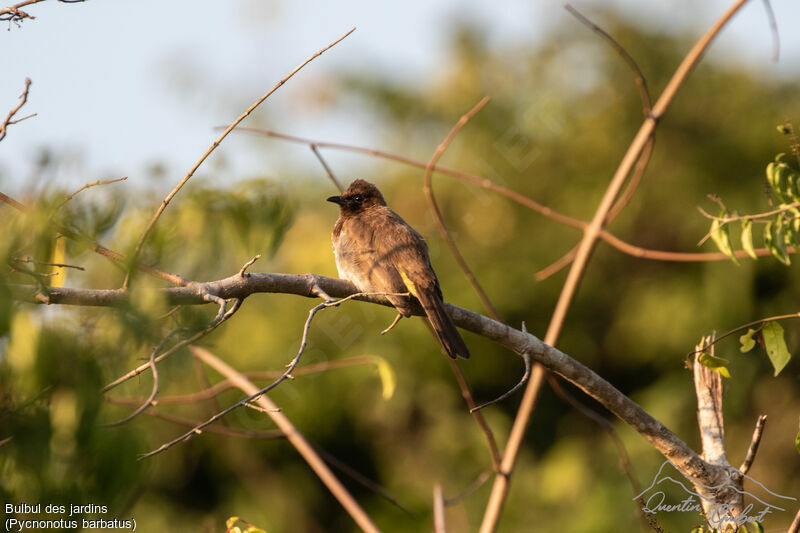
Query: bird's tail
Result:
<box><xmin>416</xmin><ymin>290</ymin><xmax>470</xmax><ymax>359</ymax></box>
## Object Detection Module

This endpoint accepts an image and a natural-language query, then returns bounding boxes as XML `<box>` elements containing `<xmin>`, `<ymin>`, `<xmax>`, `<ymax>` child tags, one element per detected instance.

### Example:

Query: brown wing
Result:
<box><xmin>371</xmin><ymin>209</ymin><xmax>469</xmax><ymax>359</ymax></box>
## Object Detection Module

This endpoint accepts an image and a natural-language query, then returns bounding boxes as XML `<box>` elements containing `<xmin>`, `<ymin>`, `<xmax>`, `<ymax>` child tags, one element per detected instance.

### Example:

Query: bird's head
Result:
<box><xmin>327</xmin><ymin>179</ymin><xmax>387</xmax><ymax>215</ymax></box>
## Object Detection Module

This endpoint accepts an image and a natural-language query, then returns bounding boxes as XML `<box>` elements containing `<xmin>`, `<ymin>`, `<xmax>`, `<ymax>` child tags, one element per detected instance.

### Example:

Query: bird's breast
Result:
<box><xmin>332</xmin><ymin>224</ymin><xmax>378</xmax><ymax>293</ymax></box>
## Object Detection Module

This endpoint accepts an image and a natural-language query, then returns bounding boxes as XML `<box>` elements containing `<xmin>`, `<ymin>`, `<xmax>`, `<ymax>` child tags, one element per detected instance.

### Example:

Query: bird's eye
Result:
<box><xmin>352</xmin><ymin>194</ymin><xmax>364</xmax><ymax>202</ymax></box>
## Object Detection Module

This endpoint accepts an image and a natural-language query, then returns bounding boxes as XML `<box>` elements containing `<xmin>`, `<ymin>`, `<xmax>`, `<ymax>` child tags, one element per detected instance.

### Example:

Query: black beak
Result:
<box><xmin>327</xmin><ymin>195</ymin><xmax>343</xmax><ymax>205</ymax></box>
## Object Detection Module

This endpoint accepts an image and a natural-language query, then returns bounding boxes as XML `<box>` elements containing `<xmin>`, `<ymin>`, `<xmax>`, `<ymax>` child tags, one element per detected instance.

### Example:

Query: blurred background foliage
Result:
<box><xmin>2</xmin><ymin>11</ymin><xmax>800</xmax><ymax>533</ymax></box>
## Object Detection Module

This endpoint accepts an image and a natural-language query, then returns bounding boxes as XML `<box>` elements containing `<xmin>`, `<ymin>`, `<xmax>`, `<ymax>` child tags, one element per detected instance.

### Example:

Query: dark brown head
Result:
<box><xmin>327</xmin><ymin>179</ymin><xmax>387</xmax><ymax>215</ymax></box>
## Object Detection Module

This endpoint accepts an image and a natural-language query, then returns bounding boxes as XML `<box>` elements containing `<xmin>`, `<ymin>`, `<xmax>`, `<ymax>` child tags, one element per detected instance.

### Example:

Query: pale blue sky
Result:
<box><xmin>1</xmin><ymin>0</ymin><xmax>798</xmax><ymax>194</ymax></box>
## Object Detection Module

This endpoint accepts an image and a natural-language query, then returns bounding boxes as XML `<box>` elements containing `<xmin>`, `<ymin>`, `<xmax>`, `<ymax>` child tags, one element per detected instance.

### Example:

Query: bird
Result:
<box><xmin>327</xmin><ymin>179</ymin><xmax>470</xmax><ymax>359</ymax></box>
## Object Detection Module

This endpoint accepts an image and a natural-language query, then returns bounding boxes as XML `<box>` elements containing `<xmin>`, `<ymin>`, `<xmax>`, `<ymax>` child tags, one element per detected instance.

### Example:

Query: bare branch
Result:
<box><xmin>380</xmin><ymin>312</ymin><xmax>403</xmax><ymax>335</ymax></box>
<box><xmin>11</xmin><ymin>256</ymin><xmax>85</xmax><ymax>271</ymax></box>
<box><xmin>237</xmin><ymin>129</ymin><xmax>785</xmax><ymax>265</ymax></box>
<box><xmin>187</xmin><ymin>346</ymin><xmax>382</xmax><ymax>533</ymax></box>
<box><xmin>238</xmin><ymin>254</ymin><xmax>261</xmax><ymax>278</ymax></box>
<box><xmin>790</xmin><ymin>506</ymin><xmax>800</xmax><ymax>533</ymax></box>
<box><xmin>123</xmin><ymin>27</ymin><xmax>356</xmax><ymax>289</ymax></box>
<box><xmin>424</xmin><ymin>96</ymin><xmax>499</xmax><ymax>323</ymax></box>
<box><xmin>0</xmin><ymin>78</ymin><xmax>35</xmax><ymax>142</ymax></box>
<box><xmin>1</xmin><ymin>0</ymin><xmax>83</xmax><ymax>22</ymax></box>
<box><xmin>738</xmin><ymin>414</ymin><xmax>767</xmax><ymax>475</ymax></box>
<box><xmin>311</xmin><ymin>144</ymin><xmax>344</xmax><ymax>193</ymax></box>
<box><xmin>761</xmin><ymin>0</ymin><xmax>780</xmax><ymax>62</ymax></box>
<box><xmin>58</xmin><ymin>176</ymin><xmax>128</xmax><ymax>208</ymax></box>
<box><xmin>446</xmin><ymin>357</ymin><xmax>501</xmax><ymax>470</ymax></box>
<box><xmin>113</xmin><ymin>356</ymin><xmax>396</xmax><ymax>406</ymax></box>
<box><xmin>102</xmin><ymin>332</ymin><xmax>169</xmax><ymax>426</ymax></box>
<box><xmin>535</xmin><ymin>244</ymin><xmax>578</xmax><ymax>281</ymax></box>
<box><xmin>565</xmin><ymin>4</ymin><xmax>651</xmax><ymax>114</ymax></box>
<box><xmin>104</xmin><ymin>398</ymin><xmax>284</xmax><ymax>440</ymax></box>
<box><xmin>470</xmin><ymin>349</ymin><xmax>530</xmax><ymax>413</ymax></box>
<box><xmin>12</xmin><ymin>272</ymin><xmax>710</xmax><ymax>479</ymax></box>
<box><xmin>480</xmin><ymin>1</ymin><xmax>751</xmax><ymax>530</ymax></box>
<box><xmin>101</xmin><ymin>298</ymin><xmax>242</xmax><ymax>393</ymax></box>
<box><xmin>433</xmin><ymin>484</ymin><xmax>446</xmax><ymax>533</ymax></box>
<box><xmin>138</xmin><ymin>291</ymin><xmax>405</xmax><ymax>457</ymax></box>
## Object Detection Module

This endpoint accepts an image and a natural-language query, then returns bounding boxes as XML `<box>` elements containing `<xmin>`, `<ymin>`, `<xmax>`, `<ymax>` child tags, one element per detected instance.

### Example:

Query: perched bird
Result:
<box><xmin>327</xmin><ymin>179</ymin><xmax>470</xmax><ymax>359</ymax></box>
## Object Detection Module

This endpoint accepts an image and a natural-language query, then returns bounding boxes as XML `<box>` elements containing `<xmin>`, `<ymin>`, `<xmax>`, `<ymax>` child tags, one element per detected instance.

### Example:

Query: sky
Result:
<box><xmin>1</xmin><ymin>0</ymin><xmax>798</xmax><ymax>195</ymax></box>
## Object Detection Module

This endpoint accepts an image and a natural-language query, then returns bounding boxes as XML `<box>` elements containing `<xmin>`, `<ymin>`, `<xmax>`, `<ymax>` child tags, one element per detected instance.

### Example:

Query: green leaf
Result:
<box><xmin>765</xmin><ymin>219</ymin><xmax>791</xmax><ymax>266</ymax></box>
<box><xmin>761</xmin><ymin>321</ymin><xmax>791</xmax><ymax>376</ymax></box>
<box><xmin>766</xmin><ymin>161</ymin><xmax>785</xmax><ymax>202</ymax></box>
<box><xmin>699</xmin><ymin>353</ymin><xmax>730</xmax><ymax>368</ymax></box>
<box><xmin>699</xmin><ymin>352</ymin><xmax>731</xmax><ymax>378</ymax></box>
<box><xmin>374</xmin><ymin>357</ymin><xmax>397</xmax><ymax>400</ymax></box>
<box><xmin>710</xmin><ymin>212</ymin><xmax>739</xmax><ymax>265</ymax></box>
<box><xmin>773</xmin><ymin>214</ymin><xmax>791</xmax><ymax>265</ymax></box>
<box><xmin>739</xmin><ymin>328</ymin><xmax>757</xmax><ymax>352</ymax></box>
<box><xmin>740</xmin><ymin>219</ymin><xmax>757</xmax><ymax>259</ymax></box>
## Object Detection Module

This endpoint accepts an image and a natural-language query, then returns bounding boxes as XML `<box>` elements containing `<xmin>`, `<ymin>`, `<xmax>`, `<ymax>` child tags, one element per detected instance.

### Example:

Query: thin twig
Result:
<box><xmin>123</xmin><ymin>28</ymin><xmax>356</xmax><ymax>289</ymax></box>
<box><xmin>738</xmin><ymin>415</ymin><xmax>767</xmax><ymax>475</ymax></box>
<box><xmin>101</xmin><ymin>298</ymin><xmax>242</xmax><ymax>393</ymax></box>
<box><xmin>424</xmin><ymin>96</ymin><xmax>497</xmax><ymax>319</ymax></box>
<box><xmin>1</xmin><ymin>0</ymin><xmax>81</xmax><ymax>21</ymax></box>
<box><xmin>58</xmin><ymin>177</ymin><xmax>127</xmax><ymax>208</ymax></box>
<box><xmin>0</xmin><ymin>78</ymin><xmax>35</xmax><ymax>142</ymax></box>
<box><xmin>234</xmin><ymin>127</ymin><xmax>586</xmax><ymax>230</ymax></box>
<box><xmin>102</xmin><ymin>332</ymin><xmax>174</xmax><ymax>427</ymax></box>
<box><xmin>685</xmin><ymin>312</ymin><xmax>800</xmax><ymax>358</ymax></box>
<box><xmin>443</xmin><ymin>468</ymin><xmax>493</xmax><ymax>506</ymax></box>
<box><xmin>535</xmin><ymin>245</ymin><xmax>578</xmax><ymax>282</ymax></box>
<box><xmin>11</xmin><ymin>256</ymin><xmax>85</xmax><ymax>271</ymax></box>
<box><xmin>235</xmin><ymin>128</ymin><xmax>781</xmax><ymax>265</ymax></box>
<box><xmin>696</xmin><ymin>201</ymin><xmax>800</xmax><ymax>246</ymax></box>
<box><xmin>311</xmin><ymin>144</ymin><xmax>344</xmax><ymax>192</ymax></box>
<box><xmin>113</xmin><ymin>355</ymin><xmax>396</xmax><ymax>405</ymax></box>
<box><xmin>470</xmin><ymin>349</ymin><xmax>531</xmax><ymax>412</ymax></box>
<box><xmin>446</xmin><ymin>357</ymin><xmax>501</xmax><ymax>470</ymax></box>
<box><xmin>139</xmin><ymin>291</ymin><xmax>404</xmax><ymax>458</ymax></box>
<box><xmin>422</xmin><ymin>97</ymin><xmax>510</xmax><ymax>470</ymax></box>
<box><xmin>761</xmin><ymin>0</ymin><xmax>780</xmax><ymax>62</ymax></box>
<box><xmin>312</xmin><ymin>443</ymin><xmax>416</xmax><ymax>516</ymax></box>
<box><xmin>189</xmin><ymin>346</ymin><xmax>381</xmax><ymax>533</ymax></box>
<box><xmin>238</xmin><ymin>254</ymin><xmax>261</xmax><ymax>278</ymax></box>
<box><xmin>565</xmin><ymin>4</ymin><xmax>651</xmax><ymax>114</ymax></box>
<box><xmin>104</xmin><ymin>396</ymin><xmax>284</xmax><ymax>440</ymax></box>
<box><xmin>380</xmin><ymin>313</ymin><xmax>403</xmax><ymax>335</ymax></box>
<box><xmin>480</xmin><ymin>2</ymin><xmax>751</xmax><ymax>531</ymax></box>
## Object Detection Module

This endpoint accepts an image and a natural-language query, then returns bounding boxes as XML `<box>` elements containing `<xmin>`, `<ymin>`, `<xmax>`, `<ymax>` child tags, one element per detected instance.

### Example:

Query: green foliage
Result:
<box><xmin>760</xmin><ymin>321</ymin><xmax>791</xmax><ymax>376</ymax></box>
<box><xmin>738</xmin><ymin>328</ymin><xmax>757</xmax><ymax>352</ymax></box>
<box><xmin>708</xmin><ymin>150</ymin><xmax>800</xmax><ymax>266</ymax></box>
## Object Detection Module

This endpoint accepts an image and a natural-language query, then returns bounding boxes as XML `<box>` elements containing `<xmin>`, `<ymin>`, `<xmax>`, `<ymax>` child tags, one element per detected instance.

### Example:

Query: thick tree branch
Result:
<box><xmin>11</xmin><ymin>272</ymin><xmax>713</xmax><ymax>482</ymax></box>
